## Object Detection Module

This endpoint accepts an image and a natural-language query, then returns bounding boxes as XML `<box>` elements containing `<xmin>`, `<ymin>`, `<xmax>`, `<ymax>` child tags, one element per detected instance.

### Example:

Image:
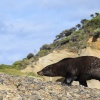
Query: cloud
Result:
<box><xmin>0</xmin><ymin>18</ymin><xmax>57</xmax><ymax>64</ymax></box>
<box><xmin>0</xmin><ymin>0</ymin><xmax>100</xmax><ymax>14</ymax></box>
<box><xmin>0</xmin><ymin>0</ymin><xmax>100</xmax><ymax>64</ymax></box>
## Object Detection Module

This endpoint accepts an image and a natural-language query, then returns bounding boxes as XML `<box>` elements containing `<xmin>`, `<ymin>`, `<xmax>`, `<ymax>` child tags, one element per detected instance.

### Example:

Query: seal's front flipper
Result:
<box><xmin>62</xmin><ymin>76</ymin><xmax>77</xmax><ymax>86</ymax></box>
<box><xmin>79</xmin><ymin>81</ymin><xmax>87</xmax><ymax>87</ymax></box>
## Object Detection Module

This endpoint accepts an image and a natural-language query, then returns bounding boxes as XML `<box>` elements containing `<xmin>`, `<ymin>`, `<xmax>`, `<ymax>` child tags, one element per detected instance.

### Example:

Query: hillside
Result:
<box><xmin>22</xmin><ymin>13</ymin><xmax>100</xmax><ymax>67</ymax></box>
<box><xmin>0</xmin><ymin>13</ymin><xmax>100</xmax><ymax>89</ymax></box>
<box><xmin>35</xmin><ymin>13</ymin><xmax>100</xmax><ymax>58</ymax></box>
<box><xmin>22</xmin><ymin>13</ymin><xmax>100</xmax><ymax>74</ymax></box>
<box><xmin>21</xmin><ymin>13</ymin><xmax>100</xmax><ymax>89</ymax></box>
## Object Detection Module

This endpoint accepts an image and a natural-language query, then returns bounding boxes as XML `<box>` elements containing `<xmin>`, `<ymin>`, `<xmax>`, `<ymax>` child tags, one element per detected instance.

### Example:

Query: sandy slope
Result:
<box><xmin>21</xmin><ymin>37</ymin><xmax>100</xmax><ymax>89</ymax></box>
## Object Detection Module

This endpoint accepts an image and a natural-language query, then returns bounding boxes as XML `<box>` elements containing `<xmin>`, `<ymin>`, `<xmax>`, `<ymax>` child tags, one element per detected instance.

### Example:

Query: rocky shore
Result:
<box><xmin>0</xmin><ymin>73</ymin><xmax>100</xmax><ymax>100</ymax></box>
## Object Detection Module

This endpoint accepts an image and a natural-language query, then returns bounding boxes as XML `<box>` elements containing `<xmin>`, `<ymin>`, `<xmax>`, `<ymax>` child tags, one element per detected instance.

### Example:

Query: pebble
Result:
<box><xmin>0</xmin><ymin>73</ymin><xmax>99</xmax><ymax>100</ymax></box>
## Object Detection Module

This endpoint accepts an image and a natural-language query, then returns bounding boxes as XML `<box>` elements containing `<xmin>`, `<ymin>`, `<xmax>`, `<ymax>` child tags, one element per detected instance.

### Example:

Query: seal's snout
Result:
<box><xmin>37</xmin><ymin>71</ymin><xmax>43</xmax><ymax>76</ymax></box>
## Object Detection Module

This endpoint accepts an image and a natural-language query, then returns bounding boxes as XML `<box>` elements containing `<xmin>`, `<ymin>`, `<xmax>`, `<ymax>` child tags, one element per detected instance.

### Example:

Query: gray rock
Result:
<box><xmin>0</xmin><ymin>73</ymin><xmax>100</xmax><ymax>100</ymax></box>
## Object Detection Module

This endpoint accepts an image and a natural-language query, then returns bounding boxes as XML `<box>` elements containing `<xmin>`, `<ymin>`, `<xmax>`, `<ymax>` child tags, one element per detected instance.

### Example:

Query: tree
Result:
<box><xmin>59</xmin><ymin>32</ymin><xmax>65</xmax><ymax>38</ymax></box>
<box><xmin>90</xmin><ymin>14</ymin><xmax>94</xmax><ymax>18</ymax></box>
<box><xmin>55</xmin><ymin>32</ymin><xmax>66</xmax><ymax>41</ymax></box>
<box><xmin>70</xmin><ymin>27</ymin><xmax>77</xmax><ymax>32</ymax></box>
<box><xmin>56</xmin><ymin>34</ymin><xmax>61</xmax><ymax>40</ymax></box>
<box><xmin>76</xmin><ymin>24</ymin><xmax>81</xmax><ymax>29</ymax></box>
<box><xmin>95</xmin><ymin>12</ymin><xmax>99</xmax><ymax>17</ymax></box>
<box><xmin>61</xmin><ymin>30</ymin><xmax>71</xmax><ymax>37</ymax></box>
<box><xmin>64</xmin><ymin>30</ymin><xmax>72</xmax><ymax>37</ymax></box>
<box><xmin>40</xmin><ymin>44</ymin><xmax>52</xmax><ymax>50</ymax></box>
<box><xmin>81</xmin><ymin>19</ymin><xmax>87</xmax><ymax>26</ymax></box>
<box><xmin>27</xmin><ymin>53</ymin><xmax>34</xmax><ymax>59</ymax></box>
<box><xmin>92</xmin><ymin>28</ymin><xmax>100</xmax><ymax>42</ymax></box>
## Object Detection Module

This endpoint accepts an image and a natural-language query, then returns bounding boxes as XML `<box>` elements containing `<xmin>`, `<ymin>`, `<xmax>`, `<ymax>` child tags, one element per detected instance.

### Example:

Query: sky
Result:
<box><xmin>0</xmin><ymin>0</ymin><xmax>100</xmax><ymax>65</ymax></box>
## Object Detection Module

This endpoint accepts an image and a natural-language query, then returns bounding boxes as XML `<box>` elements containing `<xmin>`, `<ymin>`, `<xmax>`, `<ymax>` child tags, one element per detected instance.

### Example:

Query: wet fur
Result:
<box><xmin>37</xmin><ymin>56</ymin><xmax>100</xmax><ymax>87</ymax></box>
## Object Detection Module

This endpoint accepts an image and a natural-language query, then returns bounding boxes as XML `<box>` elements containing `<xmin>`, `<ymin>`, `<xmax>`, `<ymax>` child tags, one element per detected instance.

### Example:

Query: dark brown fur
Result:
<box><xmin>37</xmin><ymin>56</ymin><xmax>100</xmax><ymax>87</ymax></box>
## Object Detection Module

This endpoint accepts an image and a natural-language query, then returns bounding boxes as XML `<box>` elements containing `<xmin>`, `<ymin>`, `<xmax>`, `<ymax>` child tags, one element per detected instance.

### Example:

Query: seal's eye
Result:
<box><xmin>43</xmin><ymin>69</ymin><xmax>52</xmax><ymax>76</ymax></box>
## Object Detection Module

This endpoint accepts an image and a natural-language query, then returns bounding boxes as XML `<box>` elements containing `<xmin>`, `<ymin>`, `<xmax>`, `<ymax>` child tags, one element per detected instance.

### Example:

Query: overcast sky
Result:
<box><xmin>0</xmin><ymin>0</ymin><xmax>100</xmax><ymax>65</ymax></box>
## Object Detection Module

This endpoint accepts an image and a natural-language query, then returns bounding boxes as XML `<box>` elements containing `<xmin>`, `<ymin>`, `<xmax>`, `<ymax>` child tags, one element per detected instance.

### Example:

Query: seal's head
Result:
<box><xmin>37</xmin><ymin>65</ymin><xmax>54</xmax><ymax>76</ymax></box>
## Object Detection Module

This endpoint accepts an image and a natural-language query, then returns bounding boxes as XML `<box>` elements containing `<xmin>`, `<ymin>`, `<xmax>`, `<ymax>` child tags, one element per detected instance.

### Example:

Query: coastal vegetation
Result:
<box><xmin>0</xmin><ymin>12</ymin><xmax>100</xmax><ymax>76</ymax></box>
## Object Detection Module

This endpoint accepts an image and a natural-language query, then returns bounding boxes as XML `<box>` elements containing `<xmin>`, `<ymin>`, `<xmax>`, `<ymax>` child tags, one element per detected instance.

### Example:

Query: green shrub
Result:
<box><xmin>94</xmin><ymin>28</ymin><xmax>100</xmax><ymax>35</ymax></box>
<box><xmin>0</xmin><ymin>64</ymin><xmax>11</xmax><ymax>69</ymax></box>
<box><xmin>40</xmin><ymin>44</ymin><xmax>52</xmax><ymax>50</ymax></box>
<box><xmin>77</xmin><ymin>34</ymin><xmax>84</xmax><ymax>41</ymax></box>
<box><xmin>25</xmin><ymin>72</ymin><xmax>39</xmax><ymax>77</ymax></box>
<box><xmin>0</xmin><ymin>67</ymin><xmax>24</xmax><ymax>76</ymax></box>
<box><xmin>27</xmin><ymin>53</ymin><xmax>34</xmax><ymax>59</ymax></box>
<box><xmin>36</xmin><ymin>50</ymin><xmax>49</xmax><ymax>57</ymax></box>
<box><xmin>92</xmin><ymin>28</ymin><xmax>100</xmax><ymax>42</ymax></box>
<box><xmin>12</xmin><ymin>60</ymin><xmax>26</xmax><ymax>70</ymax></box>
<box><xmin>86</xmin><ymin>15</ymin><xmax>100</xmax><ymax>31</ymax></box>
<box><xmin>0</xmin><ymin>64</ymin><xmax>41</xmax><ymax>77</ymax></box>
<box><xmin>60</xmin><ymin>37</ymin><xmax>71</xmax><ymax>45</ymax></box>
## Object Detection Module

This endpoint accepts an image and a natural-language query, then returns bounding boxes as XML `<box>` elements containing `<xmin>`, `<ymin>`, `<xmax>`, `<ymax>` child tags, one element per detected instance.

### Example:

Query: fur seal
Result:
<box><xmin>37</xmin><ymin>56</ymin><xmax>100</xmax><ymax>87</ymax></box>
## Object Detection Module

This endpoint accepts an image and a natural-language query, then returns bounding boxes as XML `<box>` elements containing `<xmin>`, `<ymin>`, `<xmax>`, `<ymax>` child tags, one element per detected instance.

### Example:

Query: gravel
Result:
<box><xmin>0</xmin><ymin>73</ymin><xmax>100</xmax><ymax>100</ymax></box>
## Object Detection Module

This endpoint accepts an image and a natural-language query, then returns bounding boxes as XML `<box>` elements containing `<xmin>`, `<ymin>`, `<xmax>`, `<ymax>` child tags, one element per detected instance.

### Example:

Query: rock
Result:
<box><xmin>0</xmin><ymin>73</ymin><xmax>100</xmax><ymax>100</ymax></box>
<box><xmin>87</xmin><ymin>80</ymin><xmax>100</xmax><ymax>89</ymax></box>
<box><xmin>0</xmin><ymin>95</ymin><xmax>3</xmax><ymax>100</ymax></box>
